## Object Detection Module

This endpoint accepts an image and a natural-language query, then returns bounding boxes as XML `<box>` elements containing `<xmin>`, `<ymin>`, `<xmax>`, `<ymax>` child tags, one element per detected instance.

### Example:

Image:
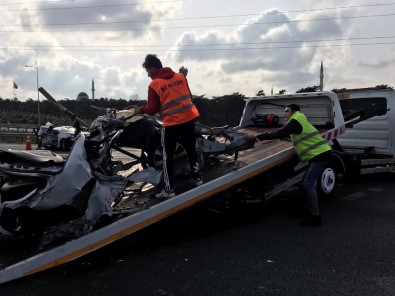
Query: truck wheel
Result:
<box><xmin>317</xmin><ymin>164</ymin><xmax>337</xmax><ymax>199</ymax></box>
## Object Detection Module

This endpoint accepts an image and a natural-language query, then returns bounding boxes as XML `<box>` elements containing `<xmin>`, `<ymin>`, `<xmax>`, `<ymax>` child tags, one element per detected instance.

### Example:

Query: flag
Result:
<box><xmin>13</xmin><ymin>81</ymin><xmax>18</xmax><ymax>89</ymax></box>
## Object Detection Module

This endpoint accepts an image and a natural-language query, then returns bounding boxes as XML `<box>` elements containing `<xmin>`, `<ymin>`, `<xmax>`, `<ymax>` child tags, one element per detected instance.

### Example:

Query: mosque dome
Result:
<box><xmin>76</xmin><ymin>92</ymin><xmax>89</xmax><ymax>101</ymax></box>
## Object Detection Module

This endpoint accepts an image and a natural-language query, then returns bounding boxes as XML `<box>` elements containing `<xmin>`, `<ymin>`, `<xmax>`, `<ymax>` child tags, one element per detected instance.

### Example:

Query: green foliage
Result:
<box><xmin>0</xmin><ymin>97</ymin><xmax>145</xmax><ymax>125</ymax></box>
<box><xmin>0</xmin><ymin>94</ymin><xmax>247</xmax><ymax>127</ymax></box>
<box><xmin>331</xmin><ymin>85</ymin><xmax>394</xmax><ymax>93</ymax></box>
<box><xmin>256</xmin><ymin>90</ymin><xmax>266</xmax><ymax>96</ymax></box>
<box><xmin>295</xmin><ymin>86</ymin><xmax>321</xmax><ymax>93</ymax></box>
<box><xmin>374</xmin><ymin>84</ymin><xmax>393</xmax><ymax>90</ymax></box>
<box><xmin>194</xmin><ymin>93</ymin><xmax>246</xmax><ymax>126</ymax></box>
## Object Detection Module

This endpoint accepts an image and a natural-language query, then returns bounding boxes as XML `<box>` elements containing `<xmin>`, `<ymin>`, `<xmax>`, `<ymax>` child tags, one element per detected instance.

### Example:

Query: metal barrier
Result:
<box><xmin>0</xmin><ymin>132</ymin><xmax>37</xmax><ymax>143</ymax></box>
<box><xmin>0</xmin><ymin>123</ymin><xmax>39</xmax><ymax>143</ymax></box>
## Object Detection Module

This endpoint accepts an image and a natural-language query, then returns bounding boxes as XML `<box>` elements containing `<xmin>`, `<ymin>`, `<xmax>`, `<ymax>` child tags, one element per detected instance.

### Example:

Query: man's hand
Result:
<box><xmin>179</xmin><ymin>66</ymin><xmax>188</xmax><ymax>77</ymax></box>
<box><xmin>256</xmin><ymin>133</ymin><xmax>268</xmax><ymax>141</ymax></box>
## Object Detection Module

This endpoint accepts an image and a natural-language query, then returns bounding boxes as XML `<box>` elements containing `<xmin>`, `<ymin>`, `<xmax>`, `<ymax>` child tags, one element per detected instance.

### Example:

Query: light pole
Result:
<box><xmin>25</xmin><ymin>65</ymin><xmax>40</xmax><ymax>126</ymax></box>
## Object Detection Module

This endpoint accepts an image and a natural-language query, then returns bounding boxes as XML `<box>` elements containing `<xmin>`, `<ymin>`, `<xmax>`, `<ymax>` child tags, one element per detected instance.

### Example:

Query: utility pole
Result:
<box><xmin>25</xmin><ymin>65</ymin><xmax>40</xmax><ymax>125</ymax></box>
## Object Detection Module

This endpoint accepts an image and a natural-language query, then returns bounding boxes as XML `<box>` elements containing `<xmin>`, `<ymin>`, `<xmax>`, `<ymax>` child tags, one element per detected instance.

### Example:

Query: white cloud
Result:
<box><xmin>1</xmin><ymin>0</ymin><xmax>395</xmax><ymax>103</ymax></box>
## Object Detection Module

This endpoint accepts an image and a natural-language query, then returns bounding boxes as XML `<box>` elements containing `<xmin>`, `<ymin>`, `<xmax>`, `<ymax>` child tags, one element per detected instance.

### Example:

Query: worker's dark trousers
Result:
<box><xmin>302</xmin><ymin>159</ymin><xmax>330</xmax><ymax>216</ymax></box>
<box><xmin>161</xmin><ymin>119</ymin><xmax>200</xmax><ymax>191</ymax></box>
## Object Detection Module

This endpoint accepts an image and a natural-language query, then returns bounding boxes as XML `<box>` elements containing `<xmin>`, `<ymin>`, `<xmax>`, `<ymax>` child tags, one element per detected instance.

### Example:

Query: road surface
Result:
<box><xmin>0</xmin><ymin>143</ymin><xmax>394</xmax><ymax>295</ymax></box>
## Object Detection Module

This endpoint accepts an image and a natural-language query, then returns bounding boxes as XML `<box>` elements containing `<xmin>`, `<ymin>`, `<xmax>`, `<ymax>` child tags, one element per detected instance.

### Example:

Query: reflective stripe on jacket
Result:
<box><xmin>149</xmin><ymin>73</ymin><xmax>199</xmax><ymax>126</ymax></box>
<box><xmin>290</xmin><ymin>111</ymin><xmax>331</xmax><ymax>162</ymax></box>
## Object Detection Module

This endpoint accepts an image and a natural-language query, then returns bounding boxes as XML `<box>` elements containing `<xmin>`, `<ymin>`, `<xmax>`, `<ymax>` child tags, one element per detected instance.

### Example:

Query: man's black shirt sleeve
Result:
<box><xmin>256</xmin><ymin>119</ymin><xmax>303</xmax><ymax>140</ymax></box>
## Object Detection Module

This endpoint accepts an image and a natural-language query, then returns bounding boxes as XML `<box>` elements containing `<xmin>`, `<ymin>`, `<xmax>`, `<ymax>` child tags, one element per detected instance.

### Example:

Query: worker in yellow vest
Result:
<box><xmin>256</xmin><ymin>104</ymin><xmax>332</xmax><ymax>226</ymax></box>
<box><xmin>139</xmin><ymin>54</ymin><xmax>202</xmax><ymax>199</ymax></box>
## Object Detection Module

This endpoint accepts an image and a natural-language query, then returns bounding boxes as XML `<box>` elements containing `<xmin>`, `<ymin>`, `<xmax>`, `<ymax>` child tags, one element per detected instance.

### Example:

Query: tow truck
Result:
<box><xmin>334</xmin><ymin>87</ymin><xmax>395</xmax><ymax>177</ymax></box>
<box><xmin>0</xmin><ymin>91</ymin><xmax>347</xmax><ymax>284</ymax></box>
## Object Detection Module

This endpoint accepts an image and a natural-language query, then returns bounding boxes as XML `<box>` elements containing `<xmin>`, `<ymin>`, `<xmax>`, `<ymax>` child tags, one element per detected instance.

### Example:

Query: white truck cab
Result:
<box><xmin>336</xmin><ymin>88</ymin><xmax>394</xmax><ymax>156</ymax></box>
<box><xmin>334</xmin><ymin>88</ymin><xmax>395</xmax><ymax>175</ymax></box>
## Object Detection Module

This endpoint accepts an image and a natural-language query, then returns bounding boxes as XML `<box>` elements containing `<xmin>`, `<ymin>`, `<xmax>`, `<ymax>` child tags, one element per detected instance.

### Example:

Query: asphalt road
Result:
<box><xmin>1</xmin><ymin>144</ymin><xmax>395</xmax><ymax>295</ymax></box>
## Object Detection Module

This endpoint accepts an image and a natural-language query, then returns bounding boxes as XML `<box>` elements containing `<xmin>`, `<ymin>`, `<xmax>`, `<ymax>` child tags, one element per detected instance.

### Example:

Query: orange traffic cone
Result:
<box><xmin>25</xmin><ymin>136</ymin><xmax>32</xmax><ymax>150</ymax></box>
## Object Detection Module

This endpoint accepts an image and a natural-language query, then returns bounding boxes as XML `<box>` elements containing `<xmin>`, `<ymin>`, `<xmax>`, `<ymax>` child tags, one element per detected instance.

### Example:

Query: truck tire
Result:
<box><xmin>317</xmin><ymin>163</ymin><xmax>337</xmax><ymax>199</ymax></box>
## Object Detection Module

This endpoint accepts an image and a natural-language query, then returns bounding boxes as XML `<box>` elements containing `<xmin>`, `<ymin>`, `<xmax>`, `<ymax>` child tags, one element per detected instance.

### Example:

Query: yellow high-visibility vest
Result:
<box><xmin>290</xmin><ymin>111</ymin><xmax>331</xmax><ymax>162</ymax></box>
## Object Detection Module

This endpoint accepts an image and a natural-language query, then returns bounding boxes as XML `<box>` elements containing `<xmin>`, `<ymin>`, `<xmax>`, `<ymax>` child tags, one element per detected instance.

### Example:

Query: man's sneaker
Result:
<box><xmin>190</xmin><ymin>177</ymin><xmax>203</xmax><ymax>186</ymax></box>
<box><xmin>156</xmin><ymin>189</ymin><xmax>176</xmax><ymax>200</ymax></box>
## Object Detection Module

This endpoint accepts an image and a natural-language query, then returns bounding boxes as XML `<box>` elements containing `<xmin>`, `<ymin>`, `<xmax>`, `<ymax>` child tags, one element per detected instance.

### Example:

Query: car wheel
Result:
<box><xmin>143</xmin><ymin>140</ymin><xmax>190</xmax><ymax>176</ymax></box>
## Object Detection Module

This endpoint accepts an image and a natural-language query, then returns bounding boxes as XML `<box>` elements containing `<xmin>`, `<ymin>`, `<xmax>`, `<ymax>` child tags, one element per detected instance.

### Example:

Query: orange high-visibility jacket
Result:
<box><xmin>149</xmin><ymin>72</ymin><xmax>199</xmax><ymax>126</ymax></box>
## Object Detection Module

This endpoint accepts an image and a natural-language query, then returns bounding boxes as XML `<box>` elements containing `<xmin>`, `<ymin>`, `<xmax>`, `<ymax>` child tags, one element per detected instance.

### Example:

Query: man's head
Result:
<box><xmin>284</xmin><ymin>104</ymin><xmax>300</xmax><ymax>121</ymax></box>
<box><xmin>143</xmin><ymin>54</ymin><xmax>163</xmax><ymax>78</ymax></box>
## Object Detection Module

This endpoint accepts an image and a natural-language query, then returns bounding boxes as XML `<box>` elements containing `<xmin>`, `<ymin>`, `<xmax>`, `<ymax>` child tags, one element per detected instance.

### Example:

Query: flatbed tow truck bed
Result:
<box><xmin>0</xmin><ymin>91</ymin><xmax>345</xmax><ymax>284</ymax></box>
<box><xmin>0</xmin><ymin>127</ymin><xmax>295</xmax><ymax>283</ymax></box>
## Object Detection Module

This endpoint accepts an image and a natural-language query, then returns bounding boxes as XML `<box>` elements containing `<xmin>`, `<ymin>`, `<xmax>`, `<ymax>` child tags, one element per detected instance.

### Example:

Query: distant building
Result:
<box><xmin>91</xmin><ymin>78</ymin><xmax>95</xmax><ymax>100</ymax></box>
<box><xmin>76</xmin><ymin>79</ymin><xmax>95</xmax><ymax>101</ymax></box>
<box><xmin>320</xmin><ymin>61</ymin><xmax>324</xmax><ymax>91</ymax></box>
<box><xmin>76</xmin><ymin>92</ymin><xmax>89</xmax><ymax>101</ymax></box>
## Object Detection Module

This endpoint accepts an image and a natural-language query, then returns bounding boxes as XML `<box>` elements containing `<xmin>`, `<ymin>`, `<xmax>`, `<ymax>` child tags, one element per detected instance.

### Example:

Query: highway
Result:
<box><xmin>0</xmin><ymin>143</ymin><xmax>394</xmax><ymax>295</ymax></box>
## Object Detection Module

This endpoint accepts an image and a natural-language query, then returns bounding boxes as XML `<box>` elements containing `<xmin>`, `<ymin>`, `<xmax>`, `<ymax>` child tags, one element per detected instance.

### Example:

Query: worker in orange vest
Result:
<box><xmin>139</xmin><ymin>54</ymin><xmax>202</xmax><ymax>199</ymax></box>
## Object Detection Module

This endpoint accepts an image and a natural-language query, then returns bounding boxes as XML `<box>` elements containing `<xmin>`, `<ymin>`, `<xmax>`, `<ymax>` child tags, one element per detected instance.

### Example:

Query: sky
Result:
<box><xmin>1</xmin><ymin>0</ymin><xmax>395</xmax><ymax>102</ymax></box>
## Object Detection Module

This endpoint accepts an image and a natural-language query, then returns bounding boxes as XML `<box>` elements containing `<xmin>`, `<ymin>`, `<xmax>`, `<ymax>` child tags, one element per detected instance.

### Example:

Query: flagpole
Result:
<box><xmin>12</xmin><ymin>81</ymin><xmax>18</xmax><ymax>99</ymax></box>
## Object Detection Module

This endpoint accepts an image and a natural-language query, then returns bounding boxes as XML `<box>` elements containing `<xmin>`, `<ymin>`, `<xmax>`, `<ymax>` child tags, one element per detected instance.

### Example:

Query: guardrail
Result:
<box><xmin>0</xmin><ymin>123</ymin><xmax>39</xmax><ymax>143</ymax></box>
<box><xmin>0</xmin><ymin>123</ymin><xmax>39</xmax><ymax>132</ymax></box>
<box><xmin>0</xmin><ymin>132</ymin><xmax>37</xmax><ymax>143</ymax></box>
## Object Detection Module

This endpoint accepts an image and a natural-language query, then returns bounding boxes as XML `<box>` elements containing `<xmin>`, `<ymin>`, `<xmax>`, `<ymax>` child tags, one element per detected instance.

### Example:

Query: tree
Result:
<box><xmin>256</xmin><ymin>90</ymin><xmax>265</xmax><ymax>96</ymax></box>
<box><xmin>277</xmin><ymin>89</ymin><xmax>286</xmax><ymax>95</ymax></box>
<box><xmin>295</xmin><ymin>86</ymin><xmax>320</xmax><ymax>93</ymax></box>
<box><xmin>374</xmin><ymin>84</ymin><xmax>393</xmax><ymax>90</ymax></box>
<box><xmin>198</xmin><ymin>93</ymin><xmax>246</xmax><ymax>126</ymax></box>
<box><xmin>332</xmin><ymin>85</ymin><xmax>394</xmax><ymax>93</ymax></box>
<box><xmin>331</xmin><ymin>88</ymin><xmax>348</xmax><ymax>93</ymax></box>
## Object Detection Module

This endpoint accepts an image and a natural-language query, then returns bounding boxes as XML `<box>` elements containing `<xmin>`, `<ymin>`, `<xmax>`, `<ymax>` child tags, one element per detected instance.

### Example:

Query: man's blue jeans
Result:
<box><xmin>302</xmin><ymin>160</ymin><xmax>330</xmax><ymax>216</ymax></box>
